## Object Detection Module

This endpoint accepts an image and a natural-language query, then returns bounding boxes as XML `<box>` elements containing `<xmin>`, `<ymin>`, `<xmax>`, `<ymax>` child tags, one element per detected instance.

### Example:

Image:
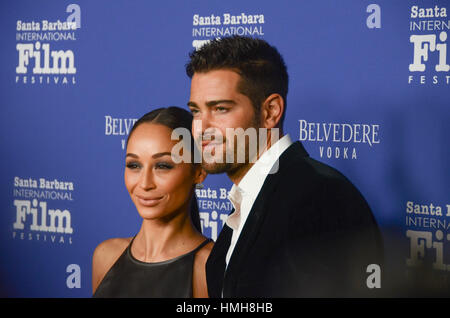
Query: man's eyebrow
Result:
<box><xmin>187</xmin><ymin>100</ymin><xmax>236</xmax><ymax>108</ymax></box>
<box><xmin>206</xmin><ymin>100</ymin><xmax>236</xmax><ymax>107</ymax></box>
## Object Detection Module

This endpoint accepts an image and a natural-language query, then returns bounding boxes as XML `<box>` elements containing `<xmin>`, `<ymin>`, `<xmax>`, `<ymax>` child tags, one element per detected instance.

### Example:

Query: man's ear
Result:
<box><xmin>194</xmin><ymin>166</ymin><xmax>207</xmax><ymax>185</ymax></box>
<box><xmin>260</xmin><ymin>93</ymin><xmax>284</xmax><ymax>129</ymax></box>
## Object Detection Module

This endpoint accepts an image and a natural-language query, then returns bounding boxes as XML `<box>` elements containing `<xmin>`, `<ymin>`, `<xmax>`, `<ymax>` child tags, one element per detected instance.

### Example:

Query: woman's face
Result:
<box><xmin>124</xmin><ymin>123</ymin><xmax>203</xmax><ymax>221</ymax></box>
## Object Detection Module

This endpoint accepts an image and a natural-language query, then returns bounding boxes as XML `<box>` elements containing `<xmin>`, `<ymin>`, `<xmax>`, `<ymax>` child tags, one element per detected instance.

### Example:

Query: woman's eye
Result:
<box><xmin>190</xmin><ymin>108</ymin><xmax>199</xmax><ymax>116</ymax></box>
<box><xmin>126</xmin><ymin>162</ymin><xmax>141</xmax><ymax>170</ymax></box>
<box><xmin>155</xmin><ymin>162</ymin><xmax>174</xmax><ymax>170</ymax></box>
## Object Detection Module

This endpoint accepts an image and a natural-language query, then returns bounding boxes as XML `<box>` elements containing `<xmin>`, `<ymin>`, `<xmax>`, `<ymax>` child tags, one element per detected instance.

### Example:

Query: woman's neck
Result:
<box><xmin>132</xmin><ymin>211</ymin><xmax>203</xmax><ymax>263</ymax></box>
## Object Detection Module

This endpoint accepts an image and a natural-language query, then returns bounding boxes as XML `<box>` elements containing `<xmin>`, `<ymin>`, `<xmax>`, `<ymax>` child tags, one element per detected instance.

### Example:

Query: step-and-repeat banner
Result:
<box><xmin>0</xmin><ymin>0</ymin><xmax>449</xmax><ymax>297</ymax></box>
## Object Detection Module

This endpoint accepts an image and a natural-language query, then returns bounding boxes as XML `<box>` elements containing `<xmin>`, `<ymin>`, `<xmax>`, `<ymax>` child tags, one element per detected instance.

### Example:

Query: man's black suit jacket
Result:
<box><xmin>206</xmin><ymin>141</ymin><xmax>384</xmax><ymax>297</ymax></box>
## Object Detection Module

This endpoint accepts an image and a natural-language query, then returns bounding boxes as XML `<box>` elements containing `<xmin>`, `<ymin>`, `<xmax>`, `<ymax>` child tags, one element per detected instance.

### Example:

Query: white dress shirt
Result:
<box><xmin>225</xmin><ymin>134</ymin><xmax>293</xmax><ymax>267</ymax></box>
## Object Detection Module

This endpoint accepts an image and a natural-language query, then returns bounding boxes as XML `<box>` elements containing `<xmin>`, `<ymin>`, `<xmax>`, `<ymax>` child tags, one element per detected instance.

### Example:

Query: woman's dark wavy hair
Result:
<box><xmin>126</xmin><ymin>106</ymin><xmax>202</xmax><ymax>232</ymax></box>
<box><xmin>185</xmin><ymin>35</ymin><xmax>289</xmax><ymax>126</ymax></box>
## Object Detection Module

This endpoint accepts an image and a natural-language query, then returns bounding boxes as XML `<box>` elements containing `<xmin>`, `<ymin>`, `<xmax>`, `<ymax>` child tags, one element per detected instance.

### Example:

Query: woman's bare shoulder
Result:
<box><xmin>92</xmin><ymin>237</ymin><xmax>132</xmax><ymax>293</ymax></box>
<box><xmin>94</xmin><ymin>237</ymin><xmax>131</xmax><ymax>257</ymax></box>
<box><xmin>93</xmin><ymin>237</ymin><xmax>132</xmax><ymax>267</ymax></box>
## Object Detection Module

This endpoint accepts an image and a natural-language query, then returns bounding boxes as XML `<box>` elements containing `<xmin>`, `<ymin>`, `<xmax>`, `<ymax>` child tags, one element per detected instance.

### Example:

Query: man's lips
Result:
<box><xmin>201</xmin><ymin>140</ymin><xmax>223</xmax><ymax>148</ymax></box>
<box><xmin>135</xmin><ymin>195</ymin><xmax>164</xmax><ymax>207</ymax></box>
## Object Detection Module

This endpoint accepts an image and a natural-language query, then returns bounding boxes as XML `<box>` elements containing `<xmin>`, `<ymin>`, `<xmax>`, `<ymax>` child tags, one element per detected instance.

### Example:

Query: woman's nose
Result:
<box><xmin>139</xmin><ymin>167</ymin><xmax>156</xmax><ymax>190</ymax></box>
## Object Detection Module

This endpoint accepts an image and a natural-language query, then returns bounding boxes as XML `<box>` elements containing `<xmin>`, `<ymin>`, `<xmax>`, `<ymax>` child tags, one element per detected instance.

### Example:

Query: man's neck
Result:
<box><xmin>227</xmin><ymin>162</ymin><xmax>254</xmax><ymax>185</ymax></box>
<box><xmin>227</xmin><ymin>130</ymin><xmax>284</xmax><ymax>185</ymax></box>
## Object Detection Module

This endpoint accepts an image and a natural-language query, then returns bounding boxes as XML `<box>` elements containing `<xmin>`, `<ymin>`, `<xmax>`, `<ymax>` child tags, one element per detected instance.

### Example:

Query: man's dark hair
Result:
<box><xmin>186</xmin><ymin>36</ymin><xmax>289</xmax><ymax>126</ymax></box>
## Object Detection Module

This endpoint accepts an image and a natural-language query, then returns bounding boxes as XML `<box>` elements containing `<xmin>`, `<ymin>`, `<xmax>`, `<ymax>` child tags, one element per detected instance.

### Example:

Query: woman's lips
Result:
<box><xmin>136</xmin><ymin>195</ymin><xmax>163</xmax><ymax>207</ymax></box>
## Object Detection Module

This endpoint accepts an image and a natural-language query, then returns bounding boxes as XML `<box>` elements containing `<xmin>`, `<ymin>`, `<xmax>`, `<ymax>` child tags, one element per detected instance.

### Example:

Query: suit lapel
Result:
<box><xmin>209</xmin><ymin>142</ymin><xmax>309</xmax><ymax>297</ymax></box>
<box><xmin>222</xmin><ymin>141</ymin><xmax>309</xmax><ymax>296</ymax></box>
<box><xmin>206</xmin><ymin>210</ymin><xmax>233</xmax><ymax>297</ymax></box>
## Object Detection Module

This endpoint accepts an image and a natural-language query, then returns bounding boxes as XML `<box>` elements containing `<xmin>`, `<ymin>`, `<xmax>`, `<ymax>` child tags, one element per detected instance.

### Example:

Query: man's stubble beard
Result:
<box><xmin>201</xmin><ymin>161</ymin><xmax>239</xmax><ymax>175</ymax></box>
<box><xmin>200</xmin><ymin>133</ymin><xmax>245</xmax><ymax>175</ymax></box>
<box><xmin>201</xmin><ymin>112</ymin><xmax>262</xmax><ymax>176</ymax></box>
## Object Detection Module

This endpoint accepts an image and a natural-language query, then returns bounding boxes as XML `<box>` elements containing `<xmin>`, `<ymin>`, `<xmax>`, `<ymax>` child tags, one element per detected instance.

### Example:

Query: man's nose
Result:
<box><xmin>193</xmin><ymin>111</ymin><xmax>213</xmax><ymax>139</ymax></box>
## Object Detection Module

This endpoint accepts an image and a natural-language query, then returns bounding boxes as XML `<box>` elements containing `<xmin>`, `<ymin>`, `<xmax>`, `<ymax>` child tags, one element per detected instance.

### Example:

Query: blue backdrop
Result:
<box><xmin>1</xmin><ymin>0</ymin><xmax>449</xmax><ymax>297</ymax></box>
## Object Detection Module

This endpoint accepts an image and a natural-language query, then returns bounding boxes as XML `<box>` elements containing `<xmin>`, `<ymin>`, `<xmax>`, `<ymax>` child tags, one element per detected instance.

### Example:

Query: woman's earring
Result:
<box><xmin>195</xmin><ymin>183</ymin><xmax>204</xmax><ymax>189</ymax></box>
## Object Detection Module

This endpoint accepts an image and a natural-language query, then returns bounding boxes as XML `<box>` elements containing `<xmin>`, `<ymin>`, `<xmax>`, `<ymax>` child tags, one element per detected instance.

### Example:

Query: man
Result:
<box><xmin>186</xmin><ymin>36</ymin><xmax>383</xmax><ymax>297</ymax></box>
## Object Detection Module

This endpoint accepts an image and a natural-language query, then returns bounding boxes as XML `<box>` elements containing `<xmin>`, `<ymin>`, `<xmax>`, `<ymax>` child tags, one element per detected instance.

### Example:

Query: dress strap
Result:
<box><xmin>128</xmin><ymin>235</ymin><xmax>211</xmax><ymax>259</ymax></box>
<box><xmin>191</xmin><ymin>238</ymin><xmax>213</xmax><ymax>254</ymax></box>
<box><xmin>127</xmin><ymin>235</ymin><xmax>137</xmax><ymax>250</ymax></box>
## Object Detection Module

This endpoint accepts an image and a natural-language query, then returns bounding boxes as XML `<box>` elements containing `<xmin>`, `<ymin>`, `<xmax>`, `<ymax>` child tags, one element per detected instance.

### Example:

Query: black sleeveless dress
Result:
<box><xmin>93</xmin><ymin>238</ymin><xmax>212</xmax><ymax>298</ymax></box>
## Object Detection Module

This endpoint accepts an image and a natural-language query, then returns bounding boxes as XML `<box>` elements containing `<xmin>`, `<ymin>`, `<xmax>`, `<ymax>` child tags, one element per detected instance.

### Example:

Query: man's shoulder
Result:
<box><xmin>272</xmin><ymin>143</ymin><xmax>373</xmax><ymax>218</ymax></box>
<box><xmin>275</xmin><ymin>142</ymin><xmax>354</xmax><ymax>190</ymax></box>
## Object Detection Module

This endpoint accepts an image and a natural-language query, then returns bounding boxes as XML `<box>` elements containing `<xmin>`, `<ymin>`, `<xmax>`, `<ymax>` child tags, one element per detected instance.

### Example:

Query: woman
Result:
<box><xmin>92</xmin><ymin>107</ymin><xmax>212</xmax><ymax>298</ymax></box>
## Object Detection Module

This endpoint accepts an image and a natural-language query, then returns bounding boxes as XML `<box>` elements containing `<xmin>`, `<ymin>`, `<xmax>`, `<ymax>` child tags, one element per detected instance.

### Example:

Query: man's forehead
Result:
<box><xmin>189</xmin><ymin>71</ymin><xmax>243</xmax><ymax>103</ymax></box>
<box><xmin>191</xmin><ymin>69</ymin><xmax>241</xmax><ymax>86</ymax></box>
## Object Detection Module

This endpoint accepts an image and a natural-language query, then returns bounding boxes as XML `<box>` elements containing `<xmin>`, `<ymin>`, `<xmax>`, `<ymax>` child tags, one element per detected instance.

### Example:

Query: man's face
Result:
<box><xmin>188</xmin><ymin>69</ymin><xmax>260</xmax><ymax>175</ymax></box>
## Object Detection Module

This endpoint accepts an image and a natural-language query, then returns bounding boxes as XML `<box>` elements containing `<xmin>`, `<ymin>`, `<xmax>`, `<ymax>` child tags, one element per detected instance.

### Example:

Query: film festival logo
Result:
<box><xmin>15</xmin><ymin>4</ymin><xmax>81</xmax><ymax>86</ymax></box>
<box><xmin>197</xmin><ymin>188</ymin><xmax>231</xmax><ymax>241</ymax></box>
<box><xmin>191</xmin><ymin>12</ymin><xmax>265</xmax><ymax>50</ymax></box>
<box><xmin>408</xmin><ymin>5</ymin><xmax>450</xmax><ymax>85</ymax></box>
<box><xmin>12</xmin><ymin>176</ymin><xmax>75</xmax><ymax>245</ymax></box>
<box><xmin>405</xmin><ymin>201</ymin><xmax>450</xmax><ymax>276</ymax></box>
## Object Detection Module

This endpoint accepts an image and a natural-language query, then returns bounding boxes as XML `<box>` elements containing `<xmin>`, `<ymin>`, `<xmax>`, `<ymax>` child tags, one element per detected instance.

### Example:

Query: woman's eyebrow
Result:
<box><xmin>152</xmin><ymin>152</ymin><xmax>172</xmax><ymax>159</ymax></box>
